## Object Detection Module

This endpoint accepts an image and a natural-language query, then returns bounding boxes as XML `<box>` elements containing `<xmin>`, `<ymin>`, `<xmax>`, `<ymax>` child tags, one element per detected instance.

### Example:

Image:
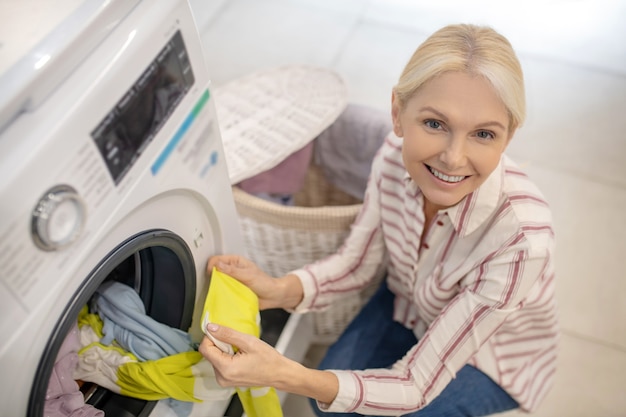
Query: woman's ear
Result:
<box><xmin>391</xmin><ymin>91</ymin><xmax>404</xmax><ymax>137</ymax></box>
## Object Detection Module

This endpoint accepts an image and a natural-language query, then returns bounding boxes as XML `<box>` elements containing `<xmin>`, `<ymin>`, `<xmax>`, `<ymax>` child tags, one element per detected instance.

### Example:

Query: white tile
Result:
<box><xmin>495</xmin><ymin>333</ymin><xmax>626</xmax><ymax>417</ymax></box>
<box><xmin>503</xmin><ymin>1</ymin><xmax>626</xmax><ymax>75</ymax></box>
<box><xmin>508</xmin><ymin>60</ymin><xmax>626</xmax><ymax>187</ymax></box>
<box><xmin>332</xmin><ymin>23</ymin><xmax>427</xmax><ymax>112</ymax></box>
<box><xmin>364</xmin><ymin>0</ymin><xmax>626</xmax><ymax>75</ymax></box>
<box><xmin>520</xmin><ymin>163</ymin><xmax>626</xmax><ymax>349</ymax></box>
<box><xmin>199</xmin><ymin>0</ymin><xmax>361</xmax><ymax>87</ymax></box>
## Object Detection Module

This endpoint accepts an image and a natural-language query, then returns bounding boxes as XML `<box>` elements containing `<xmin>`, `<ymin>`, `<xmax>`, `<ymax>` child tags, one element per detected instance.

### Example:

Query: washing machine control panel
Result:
<box><xmin>31</xmin><ymin>184</ymin><xmax>86</xmax><ymax>251</ymax></box>
<box><xmin>91</xmin><ymin>30</ymin><xmax>193</xmax><ymax>186</ymax></box>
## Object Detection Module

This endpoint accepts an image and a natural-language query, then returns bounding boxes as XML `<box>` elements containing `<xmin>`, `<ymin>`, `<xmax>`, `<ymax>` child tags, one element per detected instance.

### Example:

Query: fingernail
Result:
<box><xmin>207</xmin><ymin>323</ymin><xmax>219</xmax><ymax>332</ymax></box>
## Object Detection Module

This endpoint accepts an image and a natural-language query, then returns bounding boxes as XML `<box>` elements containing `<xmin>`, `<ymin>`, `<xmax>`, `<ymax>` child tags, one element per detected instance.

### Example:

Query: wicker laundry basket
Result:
<box><xmin>233</xmin><ymin>162</ymin><xmax>385</xmax><ymax>344</ymax></box>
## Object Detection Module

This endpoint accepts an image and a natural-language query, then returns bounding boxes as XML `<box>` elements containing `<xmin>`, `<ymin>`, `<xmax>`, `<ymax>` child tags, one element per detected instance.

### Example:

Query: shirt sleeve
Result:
<box><xmin>290</xmin><ymin>142</ymin><xmax>389</xmax><ymax>313</ymax></box>
<box><xmin>321</xmin><ymin>245</ymin><xmax>551</xmax><ymax>415</ymax></box>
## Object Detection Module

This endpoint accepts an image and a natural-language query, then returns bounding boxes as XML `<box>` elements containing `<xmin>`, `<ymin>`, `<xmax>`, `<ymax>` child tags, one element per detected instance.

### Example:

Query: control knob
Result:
<box><xmin>31</xmin><ymin>185</ymin><xmax>86</xmax><ymax>251</ymax></box>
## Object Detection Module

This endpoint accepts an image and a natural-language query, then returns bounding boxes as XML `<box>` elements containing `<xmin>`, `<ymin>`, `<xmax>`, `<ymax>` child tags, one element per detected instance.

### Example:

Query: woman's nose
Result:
<box><xmin>439</xmin><ymin>136</ymin><xmax>466</xmax><ymax>170</ymax></box>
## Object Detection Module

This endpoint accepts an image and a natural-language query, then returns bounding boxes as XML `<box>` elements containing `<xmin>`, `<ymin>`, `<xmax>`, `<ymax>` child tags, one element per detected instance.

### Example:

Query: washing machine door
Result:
<box><xmin>28</xmin><ymin>229</ymin><xmax>196</xmax><ymax>417</ymax></box>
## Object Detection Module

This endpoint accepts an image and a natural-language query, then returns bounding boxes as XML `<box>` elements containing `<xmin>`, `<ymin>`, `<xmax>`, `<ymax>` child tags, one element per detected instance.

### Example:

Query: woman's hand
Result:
<box><xmin>199</xmin><ymin>323</ymin><xmax>339</xmax><ymax>405</ymax></box>
<box><xmin>207</xmin><ymin>255</ymin><xmax>303</xmax><ymax>310</ymax></box>
<box><xmin>199</xmin><ymin>323</ymin><xmax>293</xmax><ymax>388</ymax></box>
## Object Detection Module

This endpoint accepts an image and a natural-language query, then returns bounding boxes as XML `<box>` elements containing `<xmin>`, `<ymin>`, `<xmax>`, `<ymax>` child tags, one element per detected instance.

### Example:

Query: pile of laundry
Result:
<box><xmin>43</xmin><ymin>281</ymin><xmax>230</xmax><ymax>417</ymax></box>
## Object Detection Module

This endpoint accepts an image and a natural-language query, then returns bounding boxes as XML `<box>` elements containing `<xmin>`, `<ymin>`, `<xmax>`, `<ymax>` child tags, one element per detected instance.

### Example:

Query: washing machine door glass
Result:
<box><xmin>28</xmin><ymin>229</ymin><xmax>196</xmax><ymax>417</ymax></box>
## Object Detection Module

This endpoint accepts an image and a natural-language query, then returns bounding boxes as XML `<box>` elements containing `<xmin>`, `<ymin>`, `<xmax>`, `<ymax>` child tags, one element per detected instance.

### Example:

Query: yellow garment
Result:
<box><xmin>117</xmin><ymin>351</ymin><xmax>202</xmax><ymax>402</ymax></box>
<box><xmin>202</xmin><ymin>267</ymin><xmax>283</xmax><ymax>417</ymax></box>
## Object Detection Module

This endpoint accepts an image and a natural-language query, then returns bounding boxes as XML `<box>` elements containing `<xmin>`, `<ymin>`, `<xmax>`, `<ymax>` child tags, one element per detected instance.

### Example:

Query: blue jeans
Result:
<box><xmin>310</xmin><ymin>280</ymin><xmax>519</xmax><ymax>417</ymax></box>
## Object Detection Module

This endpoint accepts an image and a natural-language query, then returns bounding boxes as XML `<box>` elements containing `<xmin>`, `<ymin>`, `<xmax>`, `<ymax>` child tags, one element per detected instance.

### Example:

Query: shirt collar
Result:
<box><xmin>444</xmin><ymin>157</ymin><xmax>504</xmax><ymax>237</ymax></box>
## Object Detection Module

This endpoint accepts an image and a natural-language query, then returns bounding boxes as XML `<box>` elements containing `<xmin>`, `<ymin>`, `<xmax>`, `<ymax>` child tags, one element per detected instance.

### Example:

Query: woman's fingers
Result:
<box><xmin>207</xmin><ymin>255</ymin><xmax>259</xmax><ymax>281</ymax></box>
<box><xmin>207</xmin><ymin>254</ymin><xmax>244</xmax><ymax>272</ymax></box>
<box><xmin>198</xmin><ymin>335</ymin><xmax>218</xmax><ymax>358</ymax></box>
<box><xmin>206</xmin><ymin>323</ymin><xmax>253</xmax><ymax>352</ymax></box>
<box><xmin>207</xmin><ymin>256</ymin><xmax>268</xmax><ymax>292</ymax></box>
<box><xmin>199</xmin><ymin>324</ymin><xmax>275</xmax><ymax>388</ymax></box>
<box><xmin>205</xmin><ymin>256</ymin><xmax>286</xmax><ymax>309</ymax></box>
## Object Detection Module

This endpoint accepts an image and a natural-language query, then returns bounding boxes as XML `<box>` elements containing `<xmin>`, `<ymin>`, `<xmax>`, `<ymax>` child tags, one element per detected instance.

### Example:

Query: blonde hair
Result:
<box><xmin>393</xmin><ymin>24</ymin><xmax>526</xmax><ymax>131</ymax></box>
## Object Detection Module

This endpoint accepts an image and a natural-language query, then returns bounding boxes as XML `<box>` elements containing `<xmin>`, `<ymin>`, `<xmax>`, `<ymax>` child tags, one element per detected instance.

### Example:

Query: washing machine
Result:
<box><xmin>0</xmin><ymin>1</ymin><xmax>312</xmax><ymax>416</ymax></box>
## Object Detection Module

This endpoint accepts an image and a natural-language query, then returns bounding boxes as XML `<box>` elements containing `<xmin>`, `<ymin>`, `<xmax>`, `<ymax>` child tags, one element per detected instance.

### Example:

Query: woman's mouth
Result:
<box><xmin>426</xmin><ymin>165</ymin><xmax>467</xmax><ymax>183</ymax></box>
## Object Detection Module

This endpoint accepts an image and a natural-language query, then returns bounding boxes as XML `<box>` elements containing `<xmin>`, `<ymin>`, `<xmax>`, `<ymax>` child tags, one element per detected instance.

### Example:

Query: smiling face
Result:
<box><xmin>393</xmin><ymin>71</ymin><xmax>513</xmax><ymax>213</ymax></box>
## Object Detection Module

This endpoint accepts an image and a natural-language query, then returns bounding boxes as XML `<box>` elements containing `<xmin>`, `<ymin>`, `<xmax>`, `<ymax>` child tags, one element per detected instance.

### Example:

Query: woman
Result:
<box><xmin>199</xmin><ymin>24</ymin><xmax>558</xmax><ymax>416</ymax></box>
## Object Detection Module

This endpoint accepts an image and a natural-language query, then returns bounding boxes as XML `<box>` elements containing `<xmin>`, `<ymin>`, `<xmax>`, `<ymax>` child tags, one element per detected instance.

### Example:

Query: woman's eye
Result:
<box><xmin>425</xmin><ymin>119</ymin><xmax>441</xmax><ymax>129</ymax></box>
<box><xmin>476</xmin><ymin>130</ymin><xmax>495</xmax><ymax>140</ymax></box>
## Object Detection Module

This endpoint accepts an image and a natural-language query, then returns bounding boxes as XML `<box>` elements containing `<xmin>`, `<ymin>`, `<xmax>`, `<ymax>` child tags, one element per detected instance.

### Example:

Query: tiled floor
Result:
<box><xmin>190</xmin><ymin>1</ymin><xmax>626</xmax><ymax>416</ymax></box>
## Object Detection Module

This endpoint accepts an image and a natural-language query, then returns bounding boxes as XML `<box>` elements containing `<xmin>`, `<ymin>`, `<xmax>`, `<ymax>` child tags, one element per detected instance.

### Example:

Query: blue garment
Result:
<box><xmin>93</xmin><ymin>281</ymin><xmax>194</xmax><ymax>417</ymax></box>
<box><xmin>93</xmin><ymin>281</ymin><xmax>193</xmax><ymax>362</ymax></box>
<box><xmin>310</xmin><ymin>280</ymin><xmax>519</xmax><ymax>417</ymax></box>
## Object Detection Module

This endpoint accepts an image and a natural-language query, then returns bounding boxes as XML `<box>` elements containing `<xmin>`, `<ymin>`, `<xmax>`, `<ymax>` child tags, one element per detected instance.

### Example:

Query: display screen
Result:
<box><xmin>92</xmin><ymin>31</ymin><xmax>194</xmax><ymax>184</ymax></box>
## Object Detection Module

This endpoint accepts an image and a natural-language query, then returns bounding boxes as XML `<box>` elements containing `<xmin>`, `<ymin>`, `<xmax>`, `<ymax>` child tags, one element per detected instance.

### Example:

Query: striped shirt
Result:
<box><xmin>292</xmin><ymin>132</ymin><xmax>558</xmax><ymax>415</ymax></box>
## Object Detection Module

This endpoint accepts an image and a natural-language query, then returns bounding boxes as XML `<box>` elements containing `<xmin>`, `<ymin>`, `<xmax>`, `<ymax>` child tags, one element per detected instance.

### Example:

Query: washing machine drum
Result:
<box><xmin>28</xmin><ymin>229</ymin><xmax>196</xmax><ymax>417</ymax></box>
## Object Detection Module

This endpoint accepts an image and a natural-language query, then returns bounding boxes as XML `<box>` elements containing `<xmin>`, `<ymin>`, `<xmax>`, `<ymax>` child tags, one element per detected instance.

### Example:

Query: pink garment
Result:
<box><xmin>44</xmin><ymin>323</ymin><xmax>104</xmax><ymax>417</ymax></box>
<box><xmin>237</xmin><ymin>142</ymin><xmax>313</xmax><ymax>194</ymax></box>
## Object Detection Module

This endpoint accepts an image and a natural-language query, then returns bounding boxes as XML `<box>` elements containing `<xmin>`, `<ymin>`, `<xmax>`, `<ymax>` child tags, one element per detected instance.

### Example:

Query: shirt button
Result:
<box><xmin>436</xmin><ymin>220</ymin><xmax>444</xmax><ymax>226</ymax></box>
<box><xmin>422</xmin><ymin>243</ymin><xmax>429</xmax><ymax>249</ymax></box>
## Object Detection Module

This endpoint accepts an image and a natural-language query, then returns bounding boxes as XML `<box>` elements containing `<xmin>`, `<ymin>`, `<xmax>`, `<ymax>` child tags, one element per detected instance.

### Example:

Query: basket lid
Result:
<box><xmin>214</xmin><ymin>65</ymin><xmax>348</xmax><ymax>184</ymax></box>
